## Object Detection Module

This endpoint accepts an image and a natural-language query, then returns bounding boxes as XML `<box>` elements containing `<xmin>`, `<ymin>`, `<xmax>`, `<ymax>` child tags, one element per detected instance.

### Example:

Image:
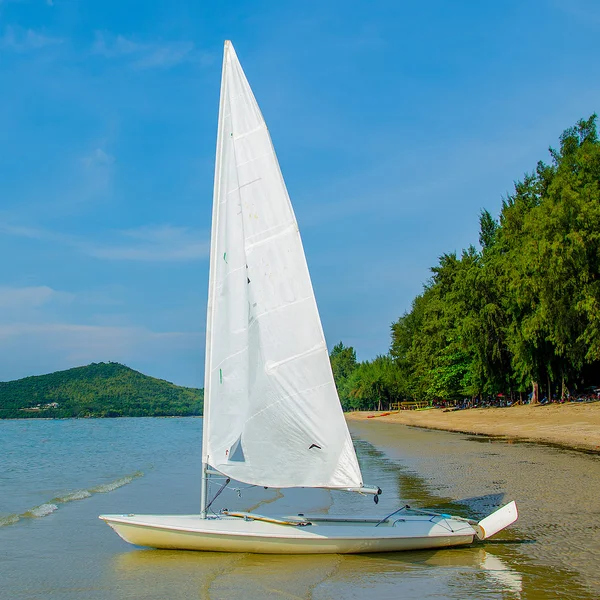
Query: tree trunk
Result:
<box><xmin>531</xmin><ymin>380</ymin><xmax>539</xmax><ymax>404</ymax></box>
<box><xmin>547</xmin><ymin>372</ymin><xmax>551</xmax><ymax>403</ymax></box>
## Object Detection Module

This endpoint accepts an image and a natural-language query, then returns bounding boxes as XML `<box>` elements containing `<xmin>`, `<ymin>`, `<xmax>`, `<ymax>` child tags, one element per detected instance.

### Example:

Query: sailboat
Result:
<box><xmin>99</xmin><ymin>41</ymin><xmax>518</xmax><ymax>553</ymax></box>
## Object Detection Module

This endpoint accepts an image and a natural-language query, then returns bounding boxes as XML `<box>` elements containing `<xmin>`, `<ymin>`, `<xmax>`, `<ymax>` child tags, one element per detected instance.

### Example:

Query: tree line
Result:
<box><xmin>331</xmin><ymin>115</ymin><xmax>600</xmax><ymax>410</ymax></box>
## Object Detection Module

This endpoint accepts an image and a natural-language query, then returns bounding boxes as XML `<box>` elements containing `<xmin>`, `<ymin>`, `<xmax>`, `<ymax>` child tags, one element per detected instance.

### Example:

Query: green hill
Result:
<box><xmin>0</xmin><ymin>362</ymin><xmax>203</xmax><ymax>419</ymax></box>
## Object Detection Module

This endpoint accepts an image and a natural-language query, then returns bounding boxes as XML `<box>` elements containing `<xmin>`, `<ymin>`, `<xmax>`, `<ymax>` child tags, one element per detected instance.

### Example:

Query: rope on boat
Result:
<box><xmin>408</xmin><ymin>507</ymin><xmax>479</xmax><ymax>525</ymax></box>
<box><xmin>221</xmin><ymin>511</ymin><xmax>312</xmax><ymax>527</ymax></box>
<box><xmin>407</xmin><ymin>507</ymin><xmax>482</xmax><ymax>535</ymax></box>
<box><xmin>205</xmin><ymin>477</ymin><xmax>231</xmax><ymax>513</ymax></box>
<box><xmin>374</xmin><ymin>504</ymin><xmax>479</xmax><ymax>535</ymax></box>
<box><xmin>207</xmin><ymin>476</ymin><xmax>257</xmax><ymax>498</ymax></box>
<box><xmin>375</xmin><ymin>504</ymin><xmax>410</xmax><ymax>527</ymax></box>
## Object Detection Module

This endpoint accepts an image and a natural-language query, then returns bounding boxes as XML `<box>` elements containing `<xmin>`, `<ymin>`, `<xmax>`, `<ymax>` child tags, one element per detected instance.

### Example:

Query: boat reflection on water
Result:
<box><xmin>480</xmin><ymin>550</ymin><xmax>523</xmax><ymax>596</ymax></box>
<box><xmin>111</xmin><ymin>546</ymin><xmax>523</xmax><ymax>599</ymax></box>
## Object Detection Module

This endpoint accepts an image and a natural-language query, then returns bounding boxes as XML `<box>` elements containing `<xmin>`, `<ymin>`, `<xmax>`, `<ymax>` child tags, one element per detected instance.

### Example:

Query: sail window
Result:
<box><xmin>228</xmin><ymin>436</ymin><xmax>246</xmax><ymax>462</ymax></box>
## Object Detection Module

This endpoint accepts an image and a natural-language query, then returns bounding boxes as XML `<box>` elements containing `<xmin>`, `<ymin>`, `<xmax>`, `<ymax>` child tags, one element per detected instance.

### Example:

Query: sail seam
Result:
<box><xmin>265</xmin><ymin>343</ymin><xmax>323</xmax><ymax>371</ymax></box>
<box><xmin>225</xmin><ymin>177</ymin><xmax>262</xmax><ymax>194</ymax></box>
<box><xmin>245</xmin><ymin>223</ymin><xmax>297</xmax><ymax>251</ymax></box>
<box><xmin>265</xmin><ymin>342</ymin><xmax>325</xmax><ymax>370</ymax></box>
<box><xmin>277</xmin><ymin>380</ymin><xmax>331</xmax><ymax>403</ymax></box>
<box><xmin>245</xmin><ymin>222</ymin><xmax>295</xmax><ymax>244</ymax></box>
<box><xmin>211</xmin><ymin>345</ymin><xmax>250</xmax><ymax>372</ymax></box>
<box><xmin>215</xmin><ymin>265</ymin><xmax>246</xmax><ymax>291</ymax></box>
<box><xmin>246</xmin><ymin>381</ymin><xmax>331</xmax><ymax>423</ymax></box>
<box><xmin>238</xmin><ymin>177</ymin><xmax>261</xmax><ymax>189</ymax></box>
<box><xmin>250</xmin><ymin>295</ymin><xmax>313</xmax><ymax>323</ymax></box>
<box><xmin>236</xmin><ymin>151</ymin><xmax>272</xmax><ymax>167</ymax></box>
<box><xmin>232</xmin><ymin>124</ymin><xmax>266</xmax><ymax>141</ymax></box>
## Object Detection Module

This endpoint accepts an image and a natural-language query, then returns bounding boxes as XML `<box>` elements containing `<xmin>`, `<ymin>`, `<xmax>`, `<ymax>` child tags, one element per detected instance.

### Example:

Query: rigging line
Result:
<box><xmin>375</xmin><ymin>505</ymin><xmax>410</xmax><ymax>528</ymax></box>
<box><xmin>409</xmin><ymin>507</ymin><xmax>479</xmax><ymax>525</ymax></box>
<box><xmin>207</xmin><ymin>478</ymin><xmax>258</xmax><ymax>495</ymax></box>
<box><xmin>205</xmin><ymin>477</ymin><xmax>231</xmax><ymax>513</ymax></box>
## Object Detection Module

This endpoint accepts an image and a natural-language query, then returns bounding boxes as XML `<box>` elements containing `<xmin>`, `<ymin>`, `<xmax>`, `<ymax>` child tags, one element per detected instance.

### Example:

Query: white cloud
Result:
<box><xmin>88</xmin><ymin>225</ymin><xmax>209</xmax><ymax>261</ymax></box>
<box><xmin>0</xmin><ymin>322</ymin><xmax>197</xmax><ymax>346</ymax></box>
<box><xmin>0</xmin><ymin>322</ymin><xmax>200</xmax><ymax>362</ymax></box>
<box><xmin>82</xmin><ymin>148</ymin><xmax>115</xmax><ymax>169</ymax></box>
<box><xmin>0</xmin><ymin>322</ymin><xmax>202</xmax><ymax>383</ymax></box>
<box><xmin>91</xmin><ymin>32</ymin><xmax>142</xmax><ymax>58</ymax></box>
<box><xmin>133</xmin><ymin>42</ymin><xmax>195</xmax><ymax>69</ymax></box>
<box><xmin>77</xmin><ymin>147</ymin><xmax>115</xmax><ymax>201</ymax></box>
<box><xmin>0</xmin><ymin>221</ymin><xmax>78</xmax><ymax>245</ymax></box>
<box><xmin>0</xmin><ymin>223</ymin><xmax>47</xmax><ymax>239</ymax></box>
<box><xmin>0</xmin><ymin>286</ymin><xmax>72</xmax><ymax>309</ymax></box>
<box><xmin>0</xmin><ymin>26</ymin><xmax>63</xmax><ymax>52</ymax></box>
<box><xmin>0</xmin><ymin>220</ymin><xmax>209</xmax><ymax>262</ymax></box>
<box><xmin>91</xmin><ymin>31</ymin><xmax>204</xmax><ymax>69</ymax></box>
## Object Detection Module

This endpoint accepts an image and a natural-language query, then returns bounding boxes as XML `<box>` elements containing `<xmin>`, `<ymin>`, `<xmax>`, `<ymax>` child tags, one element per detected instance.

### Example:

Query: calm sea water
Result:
<box><xmin>1</xmin><ymin>417</ymin><xmax>598</xmax><ymax>599</ymax></box>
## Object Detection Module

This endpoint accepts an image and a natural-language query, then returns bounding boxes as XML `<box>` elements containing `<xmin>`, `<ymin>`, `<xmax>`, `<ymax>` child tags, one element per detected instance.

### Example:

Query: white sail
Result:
<box><xmin>202</xmin><ymin>41</ymin><xmax>363</xmax><ymax>490</ymax></box>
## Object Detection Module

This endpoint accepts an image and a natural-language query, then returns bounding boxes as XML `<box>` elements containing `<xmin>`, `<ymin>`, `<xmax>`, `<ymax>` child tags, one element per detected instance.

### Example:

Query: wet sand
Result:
<box><xmin>348</xmin><ymin>419</ymin><xmax>600</xmax><ymax>596</ymax></box>
<box><xmin>347</xmin><ymin>402</ymin><xmax>600</xmax><ymax>452</ymax></box>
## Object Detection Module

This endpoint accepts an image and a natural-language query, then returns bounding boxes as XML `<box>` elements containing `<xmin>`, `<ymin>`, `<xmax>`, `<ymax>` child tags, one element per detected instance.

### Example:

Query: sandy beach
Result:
<box><xmin>346</xmin><ymin>402</ymin><xmax>600</xmax><ymax>452</ymax></box>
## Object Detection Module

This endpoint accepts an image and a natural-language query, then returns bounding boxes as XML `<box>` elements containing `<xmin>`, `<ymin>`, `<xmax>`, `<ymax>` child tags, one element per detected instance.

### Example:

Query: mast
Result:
<box><xmin>201</xmin><ymin>40</ymin><xmax>230</xmax><ymax>518</ymax></box>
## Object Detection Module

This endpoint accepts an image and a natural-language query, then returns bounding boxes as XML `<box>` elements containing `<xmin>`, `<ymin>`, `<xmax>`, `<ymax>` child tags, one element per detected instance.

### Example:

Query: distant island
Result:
<box><xmin>0</xmin><ymin>362</ymin><xmax>203</xmax><ymax>419</ymax></box>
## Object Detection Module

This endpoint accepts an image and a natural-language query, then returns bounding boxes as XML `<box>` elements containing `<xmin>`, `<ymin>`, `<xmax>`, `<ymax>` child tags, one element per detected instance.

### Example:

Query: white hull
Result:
<box><xmin>100</xmin><ymin>513</ymin><xmax>478</xmax><ymax>554</ymax></box>
<box><xmin>100</xmin><ymin>502</ymin><xmax>518</xmax><ymax>554</ymax></box>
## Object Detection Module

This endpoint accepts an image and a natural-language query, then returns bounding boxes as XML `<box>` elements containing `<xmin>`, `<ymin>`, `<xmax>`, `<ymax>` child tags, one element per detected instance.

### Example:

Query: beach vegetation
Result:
<box><xmin>332</xmin><ymin>115</ymin><xmax>600</xmax><ymax>410</ymax></box>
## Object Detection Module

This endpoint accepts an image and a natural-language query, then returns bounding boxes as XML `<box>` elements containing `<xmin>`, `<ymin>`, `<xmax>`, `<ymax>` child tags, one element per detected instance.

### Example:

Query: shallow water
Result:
<box><xmin>349</xmin><ymin>420</ymin><xmax>600</xmax><ymax>598</ymax></box>
<box><xmin>1</xmin><ymin>417</ymin><xmax>598</xmax><ymax>599</ymax></box>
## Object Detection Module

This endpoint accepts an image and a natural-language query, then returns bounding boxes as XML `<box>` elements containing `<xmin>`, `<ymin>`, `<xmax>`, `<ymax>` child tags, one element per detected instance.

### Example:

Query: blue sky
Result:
<box><xmin>0</xmin><ymin>0</ymin><xmax>598</xmax><ymax>387</ymax></box>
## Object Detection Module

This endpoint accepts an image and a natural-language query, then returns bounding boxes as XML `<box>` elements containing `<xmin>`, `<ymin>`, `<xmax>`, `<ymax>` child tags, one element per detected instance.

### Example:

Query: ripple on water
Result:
<box><xmin>0</xmin><ymin>471</ymin><xmax>143</xmax><ymax>527</ymax></box>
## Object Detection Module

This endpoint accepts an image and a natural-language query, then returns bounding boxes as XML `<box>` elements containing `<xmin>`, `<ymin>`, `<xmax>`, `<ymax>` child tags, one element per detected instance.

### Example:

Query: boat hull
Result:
<box><xmin>99</xmin><ymin>514</ymin><xmax>476</xmax><ymax>554</ymax></box>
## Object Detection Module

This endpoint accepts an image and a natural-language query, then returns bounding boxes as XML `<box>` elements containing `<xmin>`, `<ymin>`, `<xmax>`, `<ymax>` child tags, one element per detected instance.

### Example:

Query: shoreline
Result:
<box><xmin>346</xmin><ymin>402</ymin><xmax>600</xmax><ymax>453</ymax></box>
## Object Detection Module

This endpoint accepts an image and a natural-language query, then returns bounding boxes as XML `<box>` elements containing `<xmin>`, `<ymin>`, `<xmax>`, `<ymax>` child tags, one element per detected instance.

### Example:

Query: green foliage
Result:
<box><xmin>0</xmin><ymin>362</ymin><xmax>203</xmax><ymax>419</ymax></box>
<box><xmin>498</xmin><ymin>115</ymin><xmax>600</xmax><ymax>393</ymax></box>
<box><xmin>478</xmin><ymin>209</ymin><xmax>498</xmax><ymax>250</ymax></box>
<box><xmin>329</xmin><ymin>342</ymin><xmax>358</xmax><ymax>409</ymax></box>
<box><xmin>346</xmin><ymin>355</ymin><xmax>404</xmax><ymax>410</ymax></box>
<box><xmin>347</xmin><ymin>115</ymin><xmax>600</xmax><ymax>409</ymax></box>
